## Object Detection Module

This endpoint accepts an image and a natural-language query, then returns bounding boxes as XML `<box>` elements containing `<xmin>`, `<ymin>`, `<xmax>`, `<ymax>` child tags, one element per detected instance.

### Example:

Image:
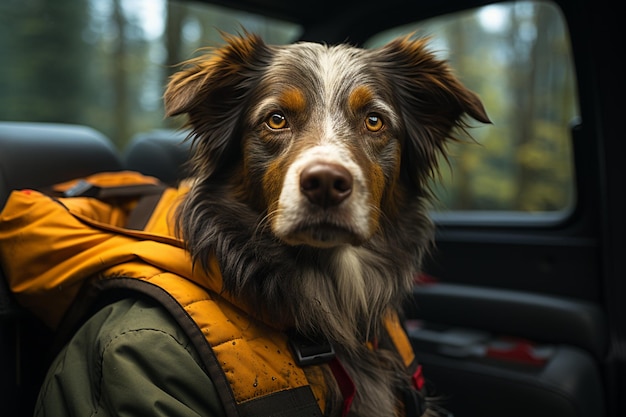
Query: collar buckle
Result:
<box><xmin>288</xmin><ymin>331</ymin><xmax>335</xmax><ymax>366</ymax></box>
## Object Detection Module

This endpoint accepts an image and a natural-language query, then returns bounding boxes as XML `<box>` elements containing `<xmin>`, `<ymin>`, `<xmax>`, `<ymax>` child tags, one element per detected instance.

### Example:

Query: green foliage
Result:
<box><xmin>0</xmin><ymin>0</ymin><xmax>299</xmax><ymax>149</ymax></box>
<box><xmin>377</xmin><ymin>2</ymin><xmax>578</xmax><ymax>213</ymax></box>
<box><xmin>0</xmin><ymin>0</ymin><xmax>92</xmax><ymax>123</ymax></box>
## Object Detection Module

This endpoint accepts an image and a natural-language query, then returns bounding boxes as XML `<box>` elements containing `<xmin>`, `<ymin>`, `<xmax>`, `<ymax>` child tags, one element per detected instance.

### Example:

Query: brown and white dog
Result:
<box><xmin>164</xmin><ymin>32</ymin><xmax>489</xmax><ymax>417</ymax></box>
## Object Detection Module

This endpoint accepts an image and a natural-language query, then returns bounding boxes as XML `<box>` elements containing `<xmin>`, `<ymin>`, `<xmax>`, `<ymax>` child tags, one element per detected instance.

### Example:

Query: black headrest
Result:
<box><xmin>122</xmin><ymin>129</ymin><xmax>191</xmax><ymax>185</ymax></box>
<box><xmin>0</xmin><ymin>122</ymin><xmax>122</xmax><ymax>209</ymax></box>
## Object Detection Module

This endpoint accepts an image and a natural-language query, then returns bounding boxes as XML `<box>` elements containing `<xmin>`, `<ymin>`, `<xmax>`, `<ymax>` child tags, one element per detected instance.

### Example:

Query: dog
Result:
<box><xmin>164</xmin><ymin>32</ymin><xmax>489</xmax><ymax>417</ymax></box>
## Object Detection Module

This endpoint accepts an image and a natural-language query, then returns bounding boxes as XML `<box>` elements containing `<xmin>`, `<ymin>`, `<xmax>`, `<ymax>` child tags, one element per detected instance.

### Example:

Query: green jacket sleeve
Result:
<box><xmin>34</xmin><ymin>297</ymin><xmax>227</xmax><ymax>417</ymax></box>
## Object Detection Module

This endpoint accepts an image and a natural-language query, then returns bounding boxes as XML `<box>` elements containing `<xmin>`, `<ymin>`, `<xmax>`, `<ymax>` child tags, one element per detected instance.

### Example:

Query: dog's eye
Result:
<box><xmin>266</xmin><ymin>112</ymin><xmax>288</xmax><ymax>130</ymax></box>
<box><xmin>365</xmin><ymin>114</ymin><xmax>384</xmax><ymax>132</ymax></box>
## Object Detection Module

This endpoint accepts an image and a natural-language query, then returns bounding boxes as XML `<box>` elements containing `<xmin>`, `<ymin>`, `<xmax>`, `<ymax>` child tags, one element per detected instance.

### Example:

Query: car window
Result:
<box><xmin>366</xmin><ymin>1</ymin><xmax>579</xmax><ymax>221</ymax></box>
<box><xmin>0</xmin><ymin>0</ymin><xmax>301</xmax><ymax>148</ymax></box>
<box><xmin>1</xmin><ymin>0</ymin><xmax>577</xmax><ymax>222</ymax></box>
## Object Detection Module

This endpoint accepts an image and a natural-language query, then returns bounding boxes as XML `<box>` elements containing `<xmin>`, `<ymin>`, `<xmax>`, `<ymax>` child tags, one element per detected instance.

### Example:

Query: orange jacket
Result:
<box><xmin>0</xmin><ymin>171</ymin><xmax>423</xmax><ymax>416</ymax></box>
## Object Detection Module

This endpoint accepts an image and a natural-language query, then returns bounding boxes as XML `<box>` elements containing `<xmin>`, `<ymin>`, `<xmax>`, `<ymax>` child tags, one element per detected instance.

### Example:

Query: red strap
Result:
<box><xmin>412</xmin><ymin>364</ymin><xmax>425</xmax><ymax>391</ymax></box>
<box><xmin>329</xmin><ymin>358</ymin><xmax>355</xmax><ymax>417</ymax></box>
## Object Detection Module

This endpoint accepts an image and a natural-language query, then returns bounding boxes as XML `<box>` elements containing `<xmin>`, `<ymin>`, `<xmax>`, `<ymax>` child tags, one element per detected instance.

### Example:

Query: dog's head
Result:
<box><xmin>165</xmin><ymin>32</ymin><xmax>489</xmax><ymax>252</ymax></box>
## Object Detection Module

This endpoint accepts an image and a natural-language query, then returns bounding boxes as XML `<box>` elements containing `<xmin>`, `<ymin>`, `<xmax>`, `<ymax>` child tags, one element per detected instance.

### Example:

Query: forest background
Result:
<box><xmin>0</xmin><ymin>0</ymin><xmax>578</xmax><ymax>213</ymax></box>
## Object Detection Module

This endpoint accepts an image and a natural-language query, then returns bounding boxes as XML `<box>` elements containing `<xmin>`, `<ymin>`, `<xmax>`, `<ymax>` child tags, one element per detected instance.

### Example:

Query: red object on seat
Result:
<box><xmin>486</xmin><ymin>338</ymin><xmax>550</xmax><ymax>366</ymax></box>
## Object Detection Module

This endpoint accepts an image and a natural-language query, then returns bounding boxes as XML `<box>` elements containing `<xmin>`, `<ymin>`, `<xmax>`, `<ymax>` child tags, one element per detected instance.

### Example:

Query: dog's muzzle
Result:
<box><xmin>273</xmin><ymin>147</ymin><xmax>371</xmax><ymax>248</ymax></box>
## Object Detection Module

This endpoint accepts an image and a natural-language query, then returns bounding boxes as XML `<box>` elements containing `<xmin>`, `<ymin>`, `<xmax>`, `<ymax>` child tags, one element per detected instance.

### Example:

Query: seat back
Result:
<box><xmin>122</xmin><ymin>129</ymin><xmax>191</xmax><ymax>185</ymax></box>
<box><xmin>0</xmin><ymin>122</ymin><xmax>123</xmax><ymax>417</ymax></box>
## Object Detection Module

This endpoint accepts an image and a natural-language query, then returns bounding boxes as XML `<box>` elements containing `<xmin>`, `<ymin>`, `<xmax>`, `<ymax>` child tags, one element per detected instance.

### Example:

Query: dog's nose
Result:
<box><xmin>300</xmin><ymin>163</ymin><xmax>353</xmax><ymax>208</ymax></box>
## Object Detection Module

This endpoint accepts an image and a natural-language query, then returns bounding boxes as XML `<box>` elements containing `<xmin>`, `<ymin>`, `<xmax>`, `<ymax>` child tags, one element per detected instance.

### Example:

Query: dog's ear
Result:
<box><xmin>164</xmin><ymin>33</ymin><xmax>271</xmax><ymax>177</ymax></box>
<box><xmin>164</xmin><ymin>32</ymin><xmax>269</xmax><ymax>116</ymax></box>
<box><xmin>375</xmin><ymin>35</ymin><xmax>491</xmax><ymax>187</ymax></box>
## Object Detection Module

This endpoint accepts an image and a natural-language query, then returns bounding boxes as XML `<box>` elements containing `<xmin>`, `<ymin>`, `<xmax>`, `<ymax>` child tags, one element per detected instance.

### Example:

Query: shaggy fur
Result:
<box><xmin>164</xmin><ymin>32</ymin><xmax>489</xmax><ymax>417</ymax></box>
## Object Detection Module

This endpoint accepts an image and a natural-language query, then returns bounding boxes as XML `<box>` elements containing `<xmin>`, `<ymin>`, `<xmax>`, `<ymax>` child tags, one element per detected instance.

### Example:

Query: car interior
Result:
<box><xmin>0</xmin><ymin>0</ymin><xmax>623</xmax><ymax>416</ymax></box>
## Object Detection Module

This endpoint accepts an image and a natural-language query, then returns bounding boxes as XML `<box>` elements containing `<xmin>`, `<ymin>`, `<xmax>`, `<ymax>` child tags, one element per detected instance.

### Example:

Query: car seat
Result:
<box><xmin>408</xmin><ymin>283</ymin><xmax>607</xmax><ymax>417</ymax></box>
<box><xmin>0</xmin><ymin>122</ymin><xmax>123</xmax><ymax>417</ymax></box>
<box><xmin>122</xmin><ymin>129</ymin><xmax>191</xmax><ymax>185</ymax></box>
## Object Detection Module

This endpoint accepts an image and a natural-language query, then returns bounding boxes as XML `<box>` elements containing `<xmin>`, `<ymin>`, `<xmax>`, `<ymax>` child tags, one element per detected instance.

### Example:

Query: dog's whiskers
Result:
<box><xmin>253</xmin><ymin>208</ymin><xmax>281</xmax><ymax>240</ymax></box>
